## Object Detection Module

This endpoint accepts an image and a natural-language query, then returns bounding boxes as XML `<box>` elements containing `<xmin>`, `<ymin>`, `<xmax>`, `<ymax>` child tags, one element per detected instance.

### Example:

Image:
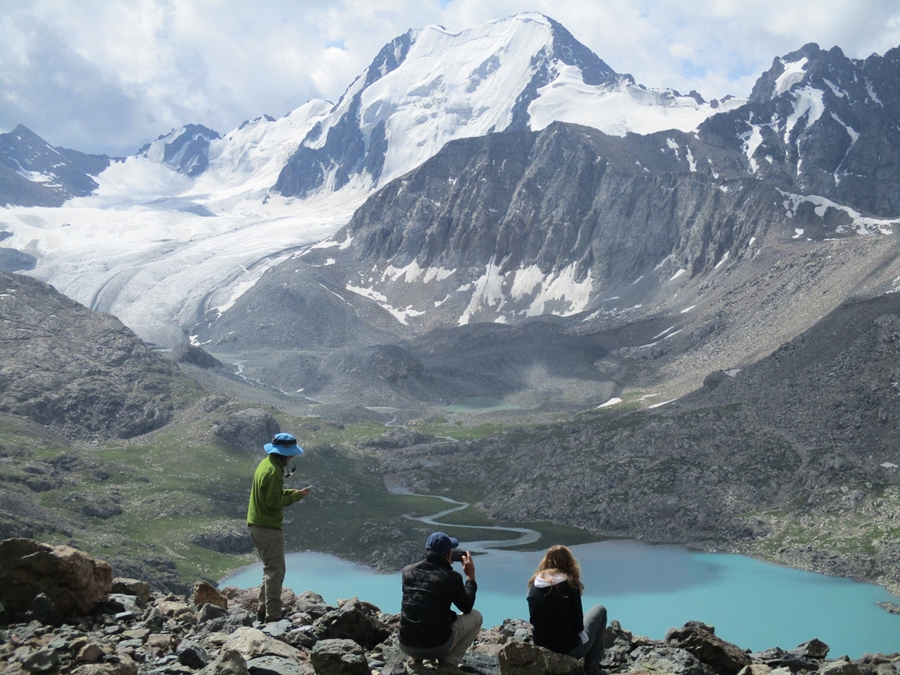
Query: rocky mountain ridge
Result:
<box><xmin>250</xmin><ymin>38</ymin><xmax>900</xmax><ymax>333</ymax></box>
<box><xmin>369</xmin><ymin>292</ymin><xmax>900</xmax><ymax>596</ymax></box>
<box><xmin>0</xmin><ymin>539</ymin><xmax>897</xmax><ymax>675</ymax></box>
<box><xmin>0</xmin><ymin>125</ymin><xmax>111</xmax><ymax>209</ymax></box>
<box><xmin>702</xmin><ymin>42</ymin><xmax>900</xmax><ymax>217</ymax></box>
<box><xmin>272</xmin><ymin>12</ymin><xmax>726</xmax><ymax>200</ymax></box>
<box><xmin>138</xmin><ymin>125</ymin><xmax>222</xmax><ymax>178</ymax></box>
<box><xmin>2</xmin><ymin>15</ymin><xmax>898</xmax><ymax>375</ymax></box>
<box><xmin>0</xmin><ymin>273</ymin><xmax>197</xmax><ymax>440</ymax></box>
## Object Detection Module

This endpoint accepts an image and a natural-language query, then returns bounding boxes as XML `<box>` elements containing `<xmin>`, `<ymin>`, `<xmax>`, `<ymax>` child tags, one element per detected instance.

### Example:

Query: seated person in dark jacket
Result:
<box><xmin>399</xmin><ymin>531</ymin><xmax>483</xmax><ymax>675</ymax></box>
<box><xmin>527</xmin><ymin>545</ymin><xmax>607</xmax><ymax>675</ymax></box>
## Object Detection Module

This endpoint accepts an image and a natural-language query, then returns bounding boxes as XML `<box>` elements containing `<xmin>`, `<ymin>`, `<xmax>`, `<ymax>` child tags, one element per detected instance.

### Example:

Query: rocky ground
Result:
<box><xmin>1</xmin><ymin>539</ymin><xmax>898</xmax><ymax>675</ymax></box>
<box><xmin>369</xmin><ymin>290</ymin><xmax>900</xmax><ymax>598</ymax></box>
<box><xmin>0</xmin><ymin>273</ymin><xmax>199</xmax><ymax>441</ymax></box>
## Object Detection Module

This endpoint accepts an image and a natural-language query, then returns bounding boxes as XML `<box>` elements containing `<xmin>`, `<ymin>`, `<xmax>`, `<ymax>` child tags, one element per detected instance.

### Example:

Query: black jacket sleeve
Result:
<box><xmin>451</xmin><ymin>573</ymin><xmax>477</xmax><ymax>614</ymax></box>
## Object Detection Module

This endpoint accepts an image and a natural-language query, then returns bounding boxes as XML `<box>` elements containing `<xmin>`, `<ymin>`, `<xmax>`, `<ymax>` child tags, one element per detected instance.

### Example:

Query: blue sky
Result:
<box><xmin>1</xmin><ymin>0</ymin><xmax>897</xmax><ymax>156</ymax></box>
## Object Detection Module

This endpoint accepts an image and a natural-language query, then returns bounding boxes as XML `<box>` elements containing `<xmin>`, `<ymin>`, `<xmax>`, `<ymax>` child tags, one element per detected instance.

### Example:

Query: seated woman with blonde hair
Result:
<box><xmin>527</xmin><ymin>545</ymin><xmax>607</xmax><ymax>675</ymax></box>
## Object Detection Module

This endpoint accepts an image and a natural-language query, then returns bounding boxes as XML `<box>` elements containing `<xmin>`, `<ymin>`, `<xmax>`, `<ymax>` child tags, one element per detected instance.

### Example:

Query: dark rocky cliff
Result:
<box><xmin>701</xmin><ymin>43</ymin><xmax>900</xmax><ymax>217</ymax></box>
<box><xmin>0</xmin><ymin>272</ymin><xmax>189</xmax><ymax>440</ymax></box>
<box><xmin>0</xmin><ymin>126</ymin><xmax>110</xmax><ymax>207</ymax></box>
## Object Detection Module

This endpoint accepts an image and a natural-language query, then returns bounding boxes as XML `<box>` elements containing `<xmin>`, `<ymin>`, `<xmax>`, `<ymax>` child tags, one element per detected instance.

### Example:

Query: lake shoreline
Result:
<box><xmin>220</xmin><ymin>490</ymin><xmax>900</xmax><ymax>652</ymax></box>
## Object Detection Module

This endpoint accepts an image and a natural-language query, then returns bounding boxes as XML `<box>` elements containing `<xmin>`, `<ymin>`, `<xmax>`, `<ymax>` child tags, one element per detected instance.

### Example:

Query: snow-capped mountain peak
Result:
<box><xmin>274</xmin><ymin>12</ymin><xmax>739</xmax><ymax>199</ymax></box>
<box><xmin>138</xmin><ymin>124</ymin><xmax>221</xmax><ymax>177</ymax></box>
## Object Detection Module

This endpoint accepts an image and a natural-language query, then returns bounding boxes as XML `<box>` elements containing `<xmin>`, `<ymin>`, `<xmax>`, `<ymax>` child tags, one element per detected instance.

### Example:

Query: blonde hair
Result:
<box><xmin>528</xmin><ymin>544</ymin><xmax>584</xmax><ymax>593</ymax></box>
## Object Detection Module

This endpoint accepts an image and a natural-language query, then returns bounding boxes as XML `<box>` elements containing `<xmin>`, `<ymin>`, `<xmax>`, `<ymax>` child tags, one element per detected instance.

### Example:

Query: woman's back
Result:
<box><xmin>527</xmin><ymin>571</ymin><xmax>584</xmax><ymax>653</ymax></box>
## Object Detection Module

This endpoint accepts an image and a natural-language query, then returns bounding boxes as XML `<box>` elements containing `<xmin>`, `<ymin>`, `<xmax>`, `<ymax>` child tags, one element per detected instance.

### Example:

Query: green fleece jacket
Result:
<box><xmin>247</xmin><ymin>455</ymin><xmax>303</xmax><ymax>529</ymax></box>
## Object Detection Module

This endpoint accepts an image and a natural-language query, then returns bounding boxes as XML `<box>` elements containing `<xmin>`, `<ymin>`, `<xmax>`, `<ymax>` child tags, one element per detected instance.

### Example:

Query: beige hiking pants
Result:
<box><xmin>249</xmin><ymin>525</ymin><xmax>285</xmax><ymax>621</ymax></box>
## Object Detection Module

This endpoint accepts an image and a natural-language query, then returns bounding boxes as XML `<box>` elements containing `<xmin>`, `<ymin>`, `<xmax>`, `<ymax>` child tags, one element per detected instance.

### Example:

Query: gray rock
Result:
<box><xmin>73</xmin><ymin>653</ymin><xmax>140</xmax><ymax>675</ymax></box>
<box><xmin>312</xmin><ymin>597</ymin><xmax>391</xmax><ymax>650</ymax></box>
<box><xmin>310</xmin><ymin>638</ymin><xmax>369</xmax><ymax>675</ymax></box>
<box><xmin>106</xmin><ymin>593</ymin><xmax>146</xmax><ymax>614</ymax></box>
<box><xmin>600</xmin><ymin>620</ymin><xmax>634</xmax><ymax>668</ymax></box>
<box><xmin>22</xmin><ymin>593</ymin><xmax>61</xmax><ymax>627</ymax></box>
<box><xmin>736</xmin><ymin>666</ymin><xmax>774</xmax><ymax>675</ymax></box>
<box><xmin>76</xmin><ymin>642</ymin><xmax>105</xmax><ymax>663</ymax></box>
<box><xmin>212</xmin><ymin>409</ymin><xmax>280</xmax><ymax>452</ymax></box>
<box><xmin>222</xmin><ymin>627</ymin><xmax>306</xmax><ymax>661</ymax></box>
<box><xmin>278</xmin><ymin>625</ymin><xmax>318</xmax><ymax>651</ymax></box>
<box><xmin>373</xmin><ymin>643</ymin><xmax>411</xmax><ymax>675</ymax></box>
<box><xmin>178</xmin><ymin>640</ymin><xmax>211</xmax><ymax>669</ymax></box>
<box><xmin>463</xmin><ymin>651</ymin><xmax>500</xmax><ymax>675</ymax></box>
<box><xmin>116</xmin><ymin>639</ymin><xmax>143</xmax><ymax>651</ymax></box>
<box><xmin>630</xmin><ymin>645</ymin><xmax>716</xmax><ymax>675</ymax></box>
<box><xmin>22</xmin><ymin>648</ymin><xmax>59</xmax><ymax>673</ymax></box>
<box><xmin>259</xmin><ymin>620</ymin><xmax>293</xmax><ymax>639</ymax></box>
<box><xmin>143</xmin><ymin>606</ymin><xmax>165</xmax><ymax>631</ymax></box>
<box><xmin>192</xmin><ymin>528</ymin><xmax>255</xmax><ymax>555</ymax></box>
<box><xmin>245</xmin><ymin>655</ymin><xmax>311</xmax><ymax>675</ymax></box>
<box><xmin>752</xmin><ymin>647</ymin><xmax>820</xmax><ymax>673</ymax></box>
<box><xmin>197</xmin><ymin>604</ymin><xmax>229</xmax><ymax>623</ymax></box>
<box><xmin>170</xmin><ymin>344</ymin><xmax>224</xmax><ymax>370</ymax></box>
<box><xmin>665</xmin><ymin>621</ymin><xmax>751</xmax><ymax>675</ymax></box>
<box><xmin>197</xmin><ymin>649</ymin><xmax>250</xmax><ymax>675</ymax></box>
<box><xmin>819</xmin><ymin>662</ymin><xmax>862</xmax><ymax>675</ymax></box>
<box><xmin>498</xmin><ymin>641</ymin><xmax>581</xmax><ymax>675</ymax></box>
<box><xmin>0</xmin><ymin>125</ymin><xmax>110</xmax><ymax>208</ymax></box>
<box><xmin>293</xmin><ymin>592</ymin><xmax>332</xmax><ymax>620</ymax></box>
<box><xmin>792</xmin><ymin>638</ymin><xmax>829</xmax><ymax>660</ymax></box>
<box><xmin>0</xmin><ymin>247</ymin><xmax>37</xmax><ymax>273</ymax></box>
<box><xmin>111</xmin><ymin>579</ymin><xmax>152</xmax><ymax>603</ymax></box>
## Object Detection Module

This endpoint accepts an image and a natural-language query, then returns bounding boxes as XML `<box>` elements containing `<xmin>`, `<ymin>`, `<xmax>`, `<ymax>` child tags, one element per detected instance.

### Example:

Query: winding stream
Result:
<box><xmin>395</xmin><ymin>490</ymin><xmax>542</xmax><ymax>551</ymax></box>
<box><xmin>223</xmin><ymin>492</ymin><xmax>900</xmax><ymax>657</ymax></box>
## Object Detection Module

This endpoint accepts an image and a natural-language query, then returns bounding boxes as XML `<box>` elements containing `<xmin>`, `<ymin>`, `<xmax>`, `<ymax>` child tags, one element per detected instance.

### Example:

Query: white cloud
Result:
<box><xmin>1</xmin><ymin>0</ymin><xmax>898</xmax><ymax>156</ymax></box>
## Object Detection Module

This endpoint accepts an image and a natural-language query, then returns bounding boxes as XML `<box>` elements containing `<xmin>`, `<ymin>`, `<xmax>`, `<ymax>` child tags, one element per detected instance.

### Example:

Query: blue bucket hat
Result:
<box><xmin>264</xmin><ymin>433</ymin><xmax>304</xmax><ymax>456</ymax></box>
<box><xmin>426</xmin><ymin>532</ymin><xmax>459</xmax><ymax>556</ymax></box>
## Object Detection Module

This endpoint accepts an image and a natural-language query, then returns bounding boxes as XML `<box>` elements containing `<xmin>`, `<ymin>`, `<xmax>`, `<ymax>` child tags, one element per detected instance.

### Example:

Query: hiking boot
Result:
<box><xmin>406</xmin><ymin>657</ymin><xmax>428</xmax><ymax>674</ymax></box>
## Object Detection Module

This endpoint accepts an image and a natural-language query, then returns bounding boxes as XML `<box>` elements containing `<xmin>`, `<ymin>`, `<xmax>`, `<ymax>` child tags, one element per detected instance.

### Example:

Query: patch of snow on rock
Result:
<box><xmin>775</xmin><ymin>57</ymin><xmax>808</xmax><ymax>96</ymax></box>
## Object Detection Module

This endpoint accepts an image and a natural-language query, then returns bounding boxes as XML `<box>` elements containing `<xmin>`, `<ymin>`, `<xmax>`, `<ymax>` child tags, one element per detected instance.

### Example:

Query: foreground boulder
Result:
<box><xmin>498</xmin><ymin>641</ymin><xmax>581</xmax><ymax>675</ymax></box>
<box><xmin>222</xmin><ymin>626</ymin><xmax>308</xmax><ymax>661</ymax></box>
<box><xmin>0</xmin><ymin>538</ymin><xmax>112</xmax><ymax>619</ymax></box>
<box><xmin>665</xmin><ymin>621</ymin><xmax>752</xmax><ymax>675</ymax></box>
<box><xmin>312</xmin><ymin>597</ymin><xmax>392</xmax><ymax>649</ymax></box>
<box><xmin>311</xmin><ymin>638</ymin><xmax>369</xmax><ymax>675</ymax></box>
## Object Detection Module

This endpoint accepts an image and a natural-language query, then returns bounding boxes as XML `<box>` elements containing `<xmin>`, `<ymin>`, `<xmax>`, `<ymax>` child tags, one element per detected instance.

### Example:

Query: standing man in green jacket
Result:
<box><xmin>247</xmin><ymin>432</ymin><xmax>310</xmax><ymax>623</ymax></box>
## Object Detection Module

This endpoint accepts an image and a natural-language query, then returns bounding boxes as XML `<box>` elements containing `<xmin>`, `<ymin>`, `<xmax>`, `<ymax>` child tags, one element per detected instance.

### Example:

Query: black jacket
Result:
<box><xmin>399</xmin><ymin>552</ymin><xmax>477</xmax><ymax>649</ymax></box>
<box><xmin>527</xmin><ymin>578</ymin><xmax>583</xmax><ymax>653</ymax></box>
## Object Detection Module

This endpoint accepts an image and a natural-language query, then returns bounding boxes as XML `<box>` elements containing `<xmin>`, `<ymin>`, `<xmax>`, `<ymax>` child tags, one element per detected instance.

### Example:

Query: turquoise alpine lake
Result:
<box><xmin>224</xmin><ymin>495</ymin><xmax>900</xmax><ymax>657</ymax></box>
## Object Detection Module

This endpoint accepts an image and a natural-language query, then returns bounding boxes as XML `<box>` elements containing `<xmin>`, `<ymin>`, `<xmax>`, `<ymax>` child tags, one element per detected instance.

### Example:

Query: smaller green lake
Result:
<box><xmin>442</xmin><ymin>396</ymin><xmax>521</xmax><ymax>412</ymax></box>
